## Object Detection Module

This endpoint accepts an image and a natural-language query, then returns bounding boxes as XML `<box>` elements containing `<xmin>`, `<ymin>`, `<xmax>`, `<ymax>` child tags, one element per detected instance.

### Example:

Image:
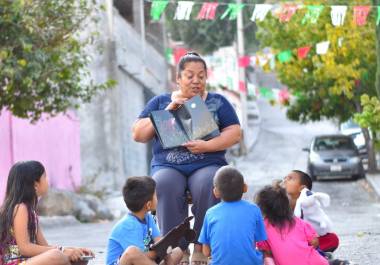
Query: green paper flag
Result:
<box><xmin>259</xmin><ymin>87</ymin><xmax>274</xmax><ymax>99</ymax></box>
<box><xmin>377</xmin><ymin>6</ymin><xmax>380</xmax><ymax>25</ymax></box>
<box><xmin>302</xmin><ymin>5</ymin><xmax>324</xmax><ymax>24</ymax></box>
<box><xmin>362</xmin><ymin>71</ymin><xmax>369</xmax><ymax>81</ymax></box>
<box><xmin>220</xmin><ymin>3</ymin><xmax>245</xmax><ymax>20</ymax></box>
<box><xmin>227</xmin><ymin>76</ymin><xmax>233</xmax><ymax>90</ymax></box>
<box><xmin>165</xmin><ymin>48</ymin><xmax>173</xmax><ymax>64</ymax></box>
<box><xmin>277</xmin><ymin>50</ymin><xmax>292</xmax><ymax>63</ymax></box>
<box><xmin>294</xmin><ymin>91</ymin><xmax>306</xmax><ymax>100</ymax></box>
<box><xmin>150</xmin><ymin>1</ymin><xmax>169</xmax><ymax>21</ymax></box>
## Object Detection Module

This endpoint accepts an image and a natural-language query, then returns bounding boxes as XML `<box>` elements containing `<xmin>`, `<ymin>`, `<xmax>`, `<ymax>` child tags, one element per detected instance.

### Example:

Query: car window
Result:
<box><xmin>314</xmin><ymin>137</ymin><xmax>355</xmax><ymax>151</ymax></box>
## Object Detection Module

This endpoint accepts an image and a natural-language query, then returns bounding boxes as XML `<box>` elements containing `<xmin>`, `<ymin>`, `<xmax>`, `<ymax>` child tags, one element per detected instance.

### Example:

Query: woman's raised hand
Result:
<box><xmin>165</xmin><ymin>98</ymin><xmax>187</xmax><ymax>111</ymax></box>
<box><xmin>166</xmin><ymin>91</ymin><xmax>188</xmax><ymax>110</ymax></box>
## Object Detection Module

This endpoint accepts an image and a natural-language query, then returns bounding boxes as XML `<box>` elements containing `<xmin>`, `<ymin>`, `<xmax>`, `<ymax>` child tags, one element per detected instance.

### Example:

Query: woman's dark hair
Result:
<box><xmin>122</xmin><ymin>176</ymin><xmax>156</xmax><ymax>212</ymax></box>
<box><xmin>214</xmin><ymin>166</ymin><xmax>244</xmax><ymax>202</ymax></box>
<box><xmin>0</xmin><ymin>161</ymin><xmax>45</xmax><ymax>244</ymax></box>
<box><xmin>177</xmin><ymin>52</ymin><xmax>207</xmax><ymax>78</ymax></box>
<box><xmin>256</xmin><ymin>184</ymin><xmax>294</xmax><ymax>233</ymax></box>
<box><xmin>292</xmin><ymin>170</ymin><xmax>312</xmax><ymax>190</ymax></box>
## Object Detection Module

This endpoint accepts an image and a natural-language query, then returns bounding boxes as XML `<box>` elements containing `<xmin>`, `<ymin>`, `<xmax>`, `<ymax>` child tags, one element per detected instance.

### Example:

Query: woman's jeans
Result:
<box><xmin>152</xmin><ymin>165</ymin><xmax>221</xmax><ymax>249</ymax></box>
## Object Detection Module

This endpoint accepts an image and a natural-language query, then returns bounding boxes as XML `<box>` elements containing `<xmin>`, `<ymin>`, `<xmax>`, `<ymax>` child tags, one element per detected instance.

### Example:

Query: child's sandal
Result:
<box><xmin>190</xmin><ymin>252</ymin><xmax>208</xmax><ymax>265</ymax></box>
<box><xmin>178</xmin><ymin>251</ymin><xmax>190</xmax><ymax>265</ymax></box>
<box><xmin>329</xmin><ymin>259</ymin><xmax>353</xmax><ymax>265</ymax></box>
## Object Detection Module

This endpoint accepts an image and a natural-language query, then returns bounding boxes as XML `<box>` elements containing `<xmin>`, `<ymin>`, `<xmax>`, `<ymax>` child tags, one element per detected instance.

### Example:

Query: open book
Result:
<box><xmin>149</xmin><ymin>216</ymin><xmax>196</xmax><ymax>264</ymax></box>
<box><xmin>150</xmin><ymin>95</ymin><xmax>220</xmax><ymax>149</ymax></box>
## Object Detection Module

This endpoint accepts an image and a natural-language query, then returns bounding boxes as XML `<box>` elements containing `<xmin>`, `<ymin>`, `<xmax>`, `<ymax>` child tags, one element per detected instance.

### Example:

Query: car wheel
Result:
<box><xmin>353</xmin><ymin>171</ymin><xmax>365</xmax><ymax>180</ymax></box>
<box><xmin>352</xmin><ymin>174</ymin><xmax>359</xmax><ymax>180</ymax></box>
<box><xmin>308</xmin><ymin>166</ymin><xmax>317</xmax><ymax>181</ymax></box>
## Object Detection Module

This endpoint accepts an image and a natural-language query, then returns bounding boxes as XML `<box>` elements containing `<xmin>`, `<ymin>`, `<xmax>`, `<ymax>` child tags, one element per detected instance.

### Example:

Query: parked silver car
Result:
<box><xmin>303</xmin><ymin>135</ymin><xmax>365</xmax><ymax>181</ymax></box>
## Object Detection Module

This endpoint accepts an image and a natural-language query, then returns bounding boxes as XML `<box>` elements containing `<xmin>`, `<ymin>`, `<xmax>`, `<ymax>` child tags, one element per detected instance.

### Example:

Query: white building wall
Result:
<box><xmin>78</xmin><ymin>4</ymin><xmax>167</xmax><ymax>193</ymax></box>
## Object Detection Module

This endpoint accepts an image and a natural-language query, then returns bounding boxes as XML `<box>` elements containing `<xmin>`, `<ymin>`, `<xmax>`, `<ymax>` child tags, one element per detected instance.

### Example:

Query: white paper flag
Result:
<box><xmin>250</xmin><ymin>56</ymin><xmax>257</xmax><ymax>66</ymax></box>
<box><xmin>174</xmin><ymin>1</ymin><xmax>194</xmax><ymax>20</ymax></box>
<box><xmin>251</xmin><ymin>4</ymin><xmax>272</xmax><ymax>22</ymax></box>
<box><xmin>338</xmin><ymin>37</ymin><xmax>344</xmax><ymax>47</ymax></box>
<box><xmin>316</xmin><ymin>41</ymin><xmax>330</xmax><ymax>55</ymax></box>
<box><xmin>331</xmin><ymin>6</ymin><xmax>347</xmax><ymax>26</ymax></box>
<box><xmin>258</xmin><ymin>55</ymin><xmax>269</xmax><ymax>67</ymax></box>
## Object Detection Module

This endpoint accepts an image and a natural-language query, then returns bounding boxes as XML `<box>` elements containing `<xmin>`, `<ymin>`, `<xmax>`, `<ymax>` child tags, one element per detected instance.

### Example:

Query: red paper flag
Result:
<box><xmin>278</xmin><ymin>88</ymin><xmax>290</xmax><ymax>104</ymax></box>
<box><xmin>239</xmin><ymin>81</ymin><xmax>247</xmax><ymax>94</ymax></box>
<box><xmin>174</xmin><ymin>48</ymin><xmax>188</xmax><ymax>64</ymax></box>
<box><xmin>278</xmin><ymin>4</ymin><xmax>298</xmax><ymax>23</ymax></box>
<box><xmin>353</xmin><ymin>6</ymin><xmax>371</xmax><ymax>26</ymax></box>
<box><xmin>298</xmin><ymin>46</ymin><xmax>311</xmax><ymax>59</ymax></box>
<box><xmin>238</xmin><ymin>56</ymin><xmax>251</xmax><ymax>68</ymax></box>
<box><xmin>197</xmin><ymin>2</ymin><xmax>219</xmax><ymax>20</ymax></box>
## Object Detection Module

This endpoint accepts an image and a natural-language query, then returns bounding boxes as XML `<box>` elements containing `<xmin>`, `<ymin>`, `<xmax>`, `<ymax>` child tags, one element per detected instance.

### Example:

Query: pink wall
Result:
<box><xmin>0</xmin><ymin>110</ymin><xmax>81</xmax><ymax>203</ymax></box>
<box><xmin>0</xmin><ymin>111</ymin><xmax>13</xmax><ymax>203</ymax></box>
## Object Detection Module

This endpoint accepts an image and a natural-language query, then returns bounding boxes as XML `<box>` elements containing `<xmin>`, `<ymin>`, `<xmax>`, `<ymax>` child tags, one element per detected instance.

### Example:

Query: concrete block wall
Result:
<box><xmin>78</xmin><ymin>5</ymin><xmax>168</xmax><ymax>194</ymax></box>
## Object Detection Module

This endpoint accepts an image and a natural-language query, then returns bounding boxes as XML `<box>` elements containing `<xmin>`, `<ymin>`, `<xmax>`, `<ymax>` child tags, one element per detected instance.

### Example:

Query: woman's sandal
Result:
<box><xmin>190</xmin><ymin>252</ymin><xmax>208</xmax><ymax>265</ymax></box>
<box><xmin>178</xmin><ymin>251</ymin><xmax>190</xmax><ymax>265</ymax></box>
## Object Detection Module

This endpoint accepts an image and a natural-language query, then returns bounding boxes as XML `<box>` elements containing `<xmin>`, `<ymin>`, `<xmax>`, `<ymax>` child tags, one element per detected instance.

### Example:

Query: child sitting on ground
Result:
<box><xmin>0</xmin><ymin>161</ymin><xmax>94</xmax><ymax>265</ymax></box>
<box><xmin>198</xmin><ymin>166</ymin><xmax>267</xmax><ymax>265</ymax></box>
<box><xmin>283</xmin><ymin>170</ymin><xmax>339</xmax><ymax>253</ymax></box>
<box><xmin>256</xmin><ymin>184</ymin><xmax>351</xmax><ymax>265</ymax></box>
<box><xmin>106</xmin><ymin>176</ymin><xmax>182</xmax><ymax>265</ymax></box>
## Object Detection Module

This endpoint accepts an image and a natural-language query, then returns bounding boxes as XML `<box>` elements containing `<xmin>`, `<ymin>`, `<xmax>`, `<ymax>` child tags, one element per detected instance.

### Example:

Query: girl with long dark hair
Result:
<box><xmin>255</xmin><ymin>185</ymin><xmax>351</xmax><ymax>265</ymax></box>
<box><xmin>0</xmin><ymin>161</ymin><xmax>93</xmax><ymax>265</ymax></box>
<box><xmin>256</xmin><ymin>184</ymin><xmax>328</xmax><ymax>265</ymax></box>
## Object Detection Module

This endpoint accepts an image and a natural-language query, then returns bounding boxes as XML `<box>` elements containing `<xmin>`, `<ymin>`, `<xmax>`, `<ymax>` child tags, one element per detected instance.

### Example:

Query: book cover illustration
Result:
<box><xmin>150</xmin><ymin>110</ymin><xmax>190</xmax><ymax>149</ymax></box>
<box><xmin>150</xmin><ymin>95</ymin><xmax>220</xmax><ymax>149</ymax></box>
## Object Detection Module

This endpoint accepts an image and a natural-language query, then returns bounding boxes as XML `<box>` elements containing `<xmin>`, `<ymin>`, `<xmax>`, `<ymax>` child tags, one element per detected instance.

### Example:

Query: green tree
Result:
<box><xmin>256</xmin><ymin>0</ymin><xmax>378</xmax><ymax>171</ymax></box>
<box><xmin>355</xmin><ymin>95</ymin><xmax>380</xmax><ymax>151</ymax></box>
<box><xmin>0</xmin><ymin>0</ymin><xmax>115</xmax><ymax>122</ymax></box>
<box><xmin>165</xmin><ymin>0</ymin><xmax>264</xmax><ymax>54</ymax></box>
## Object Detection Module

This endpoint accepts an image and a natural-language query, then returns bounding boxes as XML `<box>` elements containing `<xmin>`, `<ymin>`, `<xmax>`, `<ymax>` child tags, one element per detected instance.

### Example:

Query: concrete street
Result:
<box><xmin>44</xmin><ymin>99</ymin><xmax>380</xmax><ymax>265</ymax></box>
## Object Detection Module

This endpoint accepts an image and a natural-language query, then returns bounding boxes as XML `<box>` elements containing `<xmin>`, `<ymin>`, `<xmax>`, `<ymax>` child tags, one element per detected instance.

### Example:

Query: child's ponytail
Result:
<box><xmin>256</xmin><ymin>184</ymin><xmax>295</xmax><ymax>233</ymax></box>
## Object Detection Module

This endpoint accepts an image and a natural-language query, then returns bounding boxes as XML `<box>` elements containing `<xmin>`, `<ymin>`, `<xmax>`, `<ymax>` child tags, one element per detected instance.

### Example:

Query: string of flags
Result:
<box><xmin>256</xmin><ymin>87</ymin><xmax>290</xmax><ymax>105</ymax></box>
<box><xmin>155</xmin><ymin>1</ymin><xmax>376</xmax><ymax>102</ymax></box>
<box><xmin>149</xmin><ymin>1</ymin><xmax>380</xmax><ymax>27</ymax></box>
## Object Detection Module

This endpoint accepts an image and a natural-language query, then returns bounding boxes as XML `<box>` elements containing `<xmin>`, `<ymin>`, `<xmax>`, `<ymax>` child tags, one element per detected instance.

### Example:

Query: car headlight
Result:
<box><xmin>349</xmin><ymin>156</ymin><xmax>361</xmax><ymax>163</ymax></box>
<box><xmin>310</xmin><ymin>152</ymin><xmax>323</xmax><ymax>163</ymax></box>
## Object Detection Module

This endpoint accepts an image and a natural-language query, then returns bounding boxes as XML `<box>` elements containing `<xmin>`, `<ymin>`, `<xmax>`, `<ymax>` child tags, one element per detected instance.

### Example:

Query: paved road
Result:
<box><xmin>44</xmin><ymin>99</ymin><xmax>380</xmax><ymax>265</ymax></box>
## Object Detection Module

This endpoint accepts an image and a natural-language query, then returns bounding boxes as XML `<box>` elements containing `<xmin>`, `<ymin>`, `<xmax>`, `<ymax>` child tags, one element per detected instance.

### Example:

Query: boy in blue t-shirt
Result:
<box><xmin>198</xmin><ymin>166</ymin><xmax>267</xmax><ymax>265</ymax></box>
<box><xmin>106</xmin><ymin>176</ymin><xmax>182</xmax><ymax>265</ymax></box>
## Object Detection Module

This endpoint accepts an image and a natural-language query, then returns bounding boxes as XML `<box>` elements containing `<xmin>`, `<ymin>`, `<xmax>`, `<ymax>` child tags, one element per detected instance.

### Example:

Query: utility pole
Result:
<box><xmin>133</xmin><ymin>0</ymin><xmax>146</xmax><ymax>79</ymax></box>
<box><xmin>106</xmin><ymin>0</ymin><xmax>114</xmax><ymax>40</ymax></box>
<box><xmin>237</xmin><ymin>0</ymin><xmax>248</xmax><ymax>155</ymax></box>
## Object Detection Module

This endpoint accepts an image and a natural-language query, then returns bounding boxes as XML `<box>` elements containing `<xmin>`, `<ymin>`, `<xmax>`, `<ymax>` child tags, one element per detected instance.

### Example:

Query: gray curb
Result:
<box><xmin>365</xmin><ymin>173</ymin><xmax>380</xmax><ymax>199</ymax></box>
